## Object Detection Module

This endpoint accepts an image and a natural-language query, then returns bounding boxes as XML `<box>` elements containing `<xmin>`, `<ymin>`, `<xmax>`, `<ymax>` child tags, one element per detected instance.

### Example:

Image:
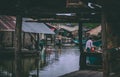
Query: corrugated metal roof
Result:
<box><xmin>0</xmin><ymin>16</ymin><xmax>55</xmax><ymax>34</ymax></box>
<box><xmin>0</xmin><ymin>16</ymin><xmax>16</xmax><ymax>31</ymax></box>
<box><xmin>22</xmin><ymin>21</ymin><xmax>55</xmax><ymax>34</ymax></box>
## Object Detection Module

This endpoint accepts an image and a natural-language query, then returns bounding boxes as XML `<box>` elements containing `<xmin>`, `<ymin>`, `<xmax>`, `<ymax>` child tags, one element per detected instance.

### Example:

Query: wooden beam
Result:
<box><xmin>12</xmin><ymin>31</ymin><xmax>14</xmax><ymax>47</ymax></box>
<box><xmin>15</xmin><ymin>15</ymin><xmax>22</xmax><ymax>53</ymax></box>
<box><xmin>37</xmin><ymin>19</ymin><xmax>101</xmax><ymax>23</ymax></box>
<box><xmin>37</xmin><ymin>33</ymin><xmax>40</xmax><ymax>50</ymax></box>
<box><xmin>102</xmin><ymin>12</ymin><xmax>109</xmax><ymax>77</ymax></box>
<box><xmin>22</xmin><ymin>32</ymin><xmax>25</xmax><ymax>48</ymax></box>
<box><xmin>14</xmin><ymin>15</ymin><xmax>22</xmax><ymax>77</ymax></box>
<box><xmin>28</xmin><ymin>33</ymin><xmax>37</xmax><ymax>44</ymax></box>
<box><xmin>79</xmin><ymin>21</ymin><xmax>86</xmax><ymax>70</ymax></box>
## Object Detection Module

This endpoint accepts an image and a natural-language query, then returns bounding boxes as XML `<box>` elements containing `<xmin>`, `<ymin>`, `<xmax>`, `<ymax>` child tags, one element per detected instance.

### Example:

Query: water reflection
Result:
<box><xmin>0</xmin><ymin>47</ymin><xmax>80</xmax><ymax>77</ymax></box>
<box><xmin>0</xmin><ymin>52</ymin><xmax>60</xmax><ymax>77</ymax></box>
<box><xmin>0</xmin><ymin>55</ymin><xmax>40</xmax><ymax>77</ymax></box>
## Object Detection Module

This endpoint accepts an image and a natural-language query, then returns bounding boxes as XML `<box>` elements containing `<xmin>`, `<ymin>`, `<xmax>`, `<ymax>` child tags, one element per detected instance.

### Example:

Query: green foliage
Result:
<box><xmin>50</xmin><ymin>23</ymin><xmax>78</xmax><ymax>26</ymax></box>
<box><xmin>49</xmin><ymin>23</ymin><xmax>100</xmax><ymax>28</ymax></box>
<box><xmin>83</xmin><ymin>23</ymin><xmax>100</xmax><ymax>29</ymax></box>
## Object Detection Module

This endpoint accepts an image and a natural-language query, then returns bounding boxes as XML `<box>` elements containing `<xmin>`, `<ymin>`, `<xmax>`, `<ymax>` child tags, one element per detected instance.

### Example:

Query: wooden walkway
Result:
<box><xmin>59</xmin><ymin>70</ymin><xmax>103</xmax><ymax>77</ymax></box>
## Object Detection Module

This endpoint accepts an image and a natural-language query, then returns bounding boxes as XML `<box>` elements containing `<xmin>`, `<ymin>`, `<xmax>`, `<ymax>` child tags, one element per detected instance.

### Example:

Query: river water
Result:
<box><xmin>0</xmin><ymin>46</ymin><xmax>80</xmax><ymax>77</ymax></box>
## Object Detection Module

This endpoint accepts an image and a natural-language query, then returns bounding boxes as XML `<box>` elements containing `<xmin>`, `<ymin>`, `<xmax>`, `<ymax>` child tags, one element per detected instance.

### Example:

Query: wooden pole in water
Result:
<box><xmin>79</xmin><ymin>22</ymin><xmax>86</xmax><ymax>70</ymax></box>
<box><xmin>14</xmin><ymin>15</ymin><xmax>22</xmax><ymax>77</ymax></box>
<box><xmin>23</xmin><ymin>32</ymin><xmax>25</xmax><ymax>48</ymax></box>
<box><xmin>15</xmin><ymin>15</ymin><xmax>22</xmax><ymax>54</ymax></box>
<box><xmin>12</xmin><ymin>31</ymin><xmax>14</xmax><ymax>47</ymax></box>
<box><xmin>37</xmin><ymin>33</ymin><xmax>40</xmax><ymax>50</ymax></box>
<box><xmin>102</xmin><ymin>12</ymin><xmax>109</xmax><ymax>77</ymax></box>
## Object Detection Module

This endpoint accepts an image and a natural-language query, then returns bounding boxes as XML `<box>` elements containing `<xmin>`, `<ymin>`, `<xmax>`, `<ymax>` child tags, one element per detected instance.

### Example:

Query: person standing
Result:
<box><xmin>85</xmin><ymin>37</ymin><xmax>94</xmax><ymax>52</ymax></box>
<box><xmin>85</xmin><ymin>37</ymin><xmax>95</xmax><ymax>64</ymax></box>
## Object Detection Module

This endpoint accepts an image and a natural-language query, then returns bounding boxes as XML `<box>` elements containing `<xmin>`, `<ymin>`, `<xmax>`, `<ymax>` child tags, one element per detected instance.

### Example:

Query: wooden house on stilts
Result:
<box><xmin>0</xmin><ymin>0</ymin><xmax>120</xmax><ymax>77</ymax></box>
<box><xmin>0</xmin><ymin>16</ymin><xmax>55</xmax><ymax>50</ymax></box>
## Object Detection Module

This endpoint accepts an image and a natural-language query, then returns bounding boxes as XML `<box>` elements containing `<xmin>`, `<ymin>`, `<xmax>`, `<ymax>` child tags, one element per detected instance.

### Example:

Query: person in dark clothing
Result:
<box><xmin>39</xmin><ymin>39</ymin><xmax>45</xmax><ymax>51</ymax></box>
